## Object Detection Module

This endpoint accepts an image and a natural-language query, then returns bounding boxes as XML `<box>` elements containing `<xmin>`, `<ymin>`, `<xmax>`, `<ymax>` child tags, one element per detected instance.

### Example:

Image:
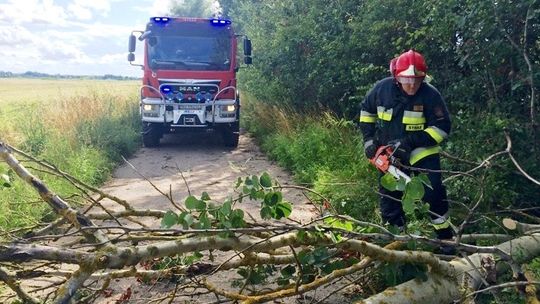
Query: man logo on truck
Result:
<box><xmin>128</xmin><ymin>17</ymin><xmax>252</xmax><ymax>148</ymax></box>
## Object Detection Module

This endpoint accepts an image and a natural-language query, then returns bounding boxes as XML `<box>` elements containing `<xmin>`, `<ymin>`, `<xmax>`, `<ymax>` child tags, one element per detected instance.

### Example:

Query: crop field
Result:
<box><xmin>0</xmin><ymin>78</ymin><xmax>138</xmax><ymax>105</ymax></box>
<box><xmin>0</xmin><ymin>78</ymin><xmax>139</xmax><ymax>142</ymax></box>
<box><xmin>0</xmin><ymin>77</ymin><xmax>141</xmax><ymax>232</ymax></box>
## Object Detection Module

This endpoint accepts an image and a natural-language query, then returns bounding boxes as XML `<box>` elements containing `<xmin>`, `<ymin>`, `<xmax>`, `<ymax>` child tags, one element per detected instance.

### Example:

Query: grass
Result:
<box><xmin>0</xmin><ymin>78</ymin><xmax>141</xmax><ymax>233</ymax></box>
<box><xmin>242</xmin><ymin>95</ymin><xmax>379</xmax><ymax>220</ymax></box>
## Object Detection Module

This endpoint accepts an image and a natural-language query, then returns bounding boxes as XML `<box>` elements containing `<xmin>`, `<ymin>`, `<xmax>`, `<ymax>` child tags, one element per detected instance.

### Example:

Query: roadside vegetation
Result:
<box><xmin>0</xmin><ymin>78</ymin><xmax>140</xmax><ymax>232</ymax></box>
<box><xmin>228</xmin><ymin>0</ymin><xmax>540</xmax><ymax>301</ymax></box>
<box><xmin>229</xmin><ymin>0</ymin><xmax>539</xmax><ymax>232</ymax></box>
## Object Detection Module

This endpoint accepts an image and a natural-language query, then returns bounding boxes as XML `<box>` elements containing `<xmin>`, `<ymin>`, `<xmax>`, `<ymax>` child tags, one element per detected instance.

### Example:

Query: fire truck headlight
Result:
<box><xmin>220</xmin><ymin>105</ymin><xmax>236</xmax><ymax>112</ymax></box>
<box><xmin>143</xmin><ymin>104</ymin><xmax>158</xmax><ymax>112</ymax></box>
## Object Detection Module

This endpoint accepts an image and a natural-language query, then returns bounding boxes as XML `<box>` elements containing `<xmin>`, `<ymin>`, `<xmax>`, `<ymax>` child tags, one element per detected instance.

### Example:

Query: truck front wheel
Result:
<box><xmin>221</xmin><ymin>123</ymin><xmax>239</xmax><ymax>148</ymax></box>
<box><xmin>142</xmin><ymin>123</ymin><xmax>161</xmax><ymax>147</ymax></box>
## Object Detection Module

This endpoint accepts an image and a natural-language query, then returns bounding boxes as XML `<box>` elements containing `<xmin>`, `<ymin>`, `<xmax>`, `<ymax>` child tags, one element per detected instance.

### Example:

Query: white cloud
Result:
<box><xmin>99</xmin><ymin>52</ymin><xmax>126</xmax><ymax>64</ymax></box>
<box><xmin>68</xmin><ymin>4</ymin><xmax>93</xmax><ymax>20</ymax></box>
<box><xmin>134</xmin><ymin>0</ymin><xmax>173</xmax><ymax>16</ymax></box>
<box><xmin>40</xmin><ymin>42</ymin><xmax>89</xmax><ymax>63</ymax></box>
<box><xmin>0</xmin><ymin>25</ymin><xmax>34</xmax><ymax>45</ymax></box>
<box><xmin>0</xmin><ymin>0</ymin><xmax>146</xmax><ymax>76</ymax></box>
<box><xmin>67</xmin><ymin>0</ymin><xmax>112</xmax><ymax>20</ymax></box>
<box><xmin>0</xmin><ymin>0</ymin><xmax>67</xmax><ymax>26</ymax></box>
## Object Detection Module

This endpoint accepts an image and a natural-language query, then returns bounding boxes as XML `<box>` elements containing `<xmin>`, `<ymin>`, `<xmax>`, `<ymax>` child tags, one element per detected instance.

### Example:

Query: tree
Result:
<box><xmin>1</xmin><ymin>140</ymin><xmax>539</xmax><ymax>303</ymax></box>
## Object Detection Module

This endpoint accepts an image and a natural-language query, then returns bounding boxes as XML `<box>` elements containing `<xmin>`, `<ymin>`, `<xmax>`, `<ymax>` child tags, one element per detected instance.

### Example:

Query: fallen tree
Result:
<box><xmin>1</xmin><ymin>140</ymin><xmax>539</xmax><ymax>304</ymax></box>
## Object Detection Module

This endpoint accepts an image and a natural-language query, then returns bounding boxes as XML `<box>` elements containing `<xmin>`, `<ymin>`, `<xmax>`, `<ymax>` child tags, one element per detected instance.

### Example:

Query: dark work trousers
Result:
<box><xmin>378</xmin><ymin>155</ymin><xmax>453</xmax><ymax>239</ymax></box>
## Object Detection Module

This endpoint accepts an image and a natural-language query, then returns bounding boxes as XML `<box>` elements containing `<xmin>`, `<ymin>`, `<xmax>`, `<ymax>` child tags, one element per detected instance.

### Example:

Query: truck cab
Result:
<box><xmin>128</xmin><ymin>17</ymin><xmax>252</xmax><ymax>147</ymax></box>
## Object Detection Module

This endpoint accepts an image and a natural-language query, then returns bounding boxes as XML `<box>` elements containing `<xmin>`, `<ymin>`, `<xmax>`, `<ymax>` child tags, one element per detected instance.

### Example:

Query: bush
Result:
<box><xmin>244</xmin><ymin>99</ymin><xmax>379</xmax><ymax>220</ymax></box>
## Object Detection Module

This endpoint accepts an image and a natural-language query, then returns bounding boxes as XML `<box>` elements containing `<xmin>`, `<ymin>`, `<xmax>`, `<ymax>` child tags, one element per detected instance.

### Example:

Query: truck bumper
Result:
<box><xmin>141</xmin><ymin>97</ymin><xmax>238</xmax><ymax>127</ymax></box>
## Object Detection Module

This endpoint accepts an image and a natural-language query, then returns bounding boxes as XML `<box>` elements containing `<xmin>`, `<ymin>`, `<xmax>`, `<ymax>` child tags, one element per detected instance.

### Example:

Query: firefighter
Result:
<box><xmin>358</xmin><ymin>50</ymin><xmax>454</xmax><ymax>243</ymax></box>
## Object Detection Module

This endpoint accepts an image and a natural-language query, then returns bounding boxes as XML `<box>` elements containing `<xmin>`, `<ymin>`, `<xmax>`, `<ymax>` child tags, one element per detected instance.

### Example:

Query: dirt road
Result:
<box><xmin>98</xmin><ymin>131</ymin><xmax>318</xmax><ymax>226</ymax></box>
<box><xmin>90</xmin><ymin>131</ymin><xmax>350</xmax><ymax>303</ymax></box>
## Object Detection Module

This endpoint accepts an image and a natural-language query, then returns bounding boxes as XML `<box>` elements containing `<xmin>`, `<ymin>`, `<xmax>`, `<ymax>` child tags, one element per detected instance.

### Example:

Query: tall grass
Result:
<box><xmin>0</xmin><ymin>79</ymin><xmax>140</xmax><ymax>232</ymax></box>
<box><xmin>242</xmin><ymin>96</ymin><xmax>379</xmax><ymax>220</ymax></box>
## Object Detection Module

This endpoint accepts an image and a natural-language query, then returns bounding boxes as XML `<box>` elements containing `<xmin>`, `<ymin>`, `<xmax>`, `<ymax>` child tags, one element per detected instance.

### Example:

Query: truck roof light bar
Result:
<box><xmin>152</xmin><ymin>17</ymin><xmax>170</xmax><ymax>24</ymax></box>
<box><xmin>210</xmin><ymin>18</ymin><xmax>231</xmax><ymax>26</ymax></box>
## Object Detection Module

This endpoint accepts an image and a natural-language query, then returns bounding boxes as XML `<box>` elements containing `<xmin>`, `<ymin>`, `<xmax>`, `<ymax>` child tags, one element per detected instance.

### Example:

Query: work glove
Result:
<box><xmin>387</xmin><ymin>138</ymin><xmax>411</xmax><ymax>162</ymax></box>
<box><xmin>364</xmin><ymin>139</ymin><xmax>379</xmax><ymax>159</ymax></box>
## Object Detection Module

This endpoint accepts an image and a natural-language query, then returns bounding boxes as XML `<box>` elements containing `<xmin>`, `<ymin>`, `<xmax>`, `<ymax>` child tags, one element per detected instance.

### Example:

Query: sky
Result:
<box><xmin>0</xmin><ymin>0</ymin><xmax>183</xmax><ymax>77</ymax></box>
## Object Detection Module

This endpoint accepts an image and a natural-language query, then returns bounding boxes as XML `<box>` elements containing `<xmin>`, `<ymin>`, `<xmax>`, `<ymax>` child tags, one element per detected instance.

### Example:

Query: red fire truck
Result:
<box><xmin>128</xmin><ymin>17</ymin><xmax>252</xmax><ymax>147</ymax></box>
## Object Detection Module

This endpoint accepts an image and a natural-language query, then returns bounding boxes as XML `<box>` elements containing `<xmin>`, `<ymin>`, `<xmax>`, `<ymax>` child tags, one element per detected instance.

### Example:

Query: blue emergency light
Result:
<box><xmin>210</xmin><ymin>18</ymin><xmax>231</xmax><ymax>26</ymax></box>
<box><xmin>152</xmin><ymin>17</ymin><xmax>170</xmax><ymax>24</ymax></box>
<box><xmin>160</xmin><ymin>85</ymin><xmax>172</xmax><ymax>94</ymax></box>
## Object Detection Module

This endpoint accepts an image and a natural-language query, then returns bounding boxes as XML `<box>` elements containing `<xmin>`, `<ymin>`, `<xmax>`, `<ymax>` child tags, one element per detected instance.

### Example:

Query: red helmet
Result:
<box><xmin>394</xmin><ymin>50</ymin><xmax>427</xmax><ymax>82</ymax></box>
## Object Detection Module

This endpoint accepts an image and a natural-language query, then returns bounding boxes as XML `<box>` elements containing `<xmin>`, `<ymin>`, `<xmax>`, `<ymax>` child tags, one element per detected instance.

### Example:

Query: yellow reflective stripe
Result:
<box><xmin>409</xmin><ymin>146</ymin><xmax>441</xmax><ymax>165</ymax></box>
<box><xmin>403</xmin><ymin>117</ymin><xmax>426</xmax><ymax>124</ymax></box>
<box><xmin>377</xmin><ymin>106</ymin><xmax>393</xmax><ymax>121</ymax></box>
<box><xmin>402</xmin><ymin>110</ymin><xmax>426</xmax><ymax>124</ymax></box>
<box><xmin>359</xmin><ymin>111</ymin><xmax>377</xmax><ymax>123</ymax></box>
<box><xmin>424</xmin><ymin>126</ymin><xmax>448</xmax><ymax>144</ymax></box>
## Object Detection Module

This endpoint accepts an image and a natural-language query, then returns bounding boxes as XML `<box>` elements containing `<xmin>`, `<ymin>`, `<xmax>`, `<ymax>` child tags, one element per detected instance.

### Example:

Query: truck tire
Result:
<box><xmin>221</xmin><ymin>123</ymin><xmax>239</xmax><ymax>148</ymax></box>
<box><xmin>142</xmin><ymin>123</ymin><xmax>161</xmax><ymax>147</ymax></box>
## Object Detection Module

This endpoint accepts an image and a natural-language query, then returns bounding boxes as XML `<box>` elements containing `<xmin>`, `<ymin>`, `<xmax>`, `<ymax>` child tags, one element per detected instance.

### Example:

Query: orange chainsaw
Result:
<box><xmin>369</xmin><ymin>144</ymin><xmax>412</xmax><ymax>183</ymax></box>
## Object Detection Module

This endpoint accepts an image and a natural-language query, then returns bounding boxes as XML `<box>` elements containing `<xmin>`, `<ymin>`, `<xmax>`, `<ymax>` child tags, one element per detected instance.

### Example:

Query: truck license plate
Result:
<box><xmin>184</xmin><ymin>117</ymin><xmax>195</xmax><ymax>123</ymax></box>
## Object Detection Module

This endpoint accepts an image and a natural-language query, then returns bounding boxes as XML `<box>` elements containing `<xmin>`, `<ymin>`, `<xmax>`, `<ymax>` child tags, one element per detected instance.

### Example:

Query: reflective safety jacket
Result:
<box><xmin>359</xmin><ymin>77</ymin><xmax>451</xmax><ymax>165</ymax></box>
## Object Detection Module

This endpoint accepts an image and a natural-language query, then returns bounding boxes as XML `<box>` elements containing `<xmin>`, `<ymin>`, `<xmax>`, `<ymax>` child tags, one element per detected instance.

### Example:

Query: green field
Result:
<box><xmin>0</xmin><ymin>78</ymin><xmax>141</xmax><ymax>232</ymax></box>
<box><xmin>0</xmin><ymin>78</ymin><xmax>138</xmax><ymax>105</ymax></box>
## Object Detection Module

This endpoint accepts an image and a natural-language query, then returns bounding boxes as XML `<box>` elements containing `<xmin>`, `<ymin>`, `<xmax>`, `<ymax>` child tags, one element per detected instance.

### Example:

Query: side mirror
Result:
<box><xmin>244</xmin><ymin>56</ymin><xmax>252</xmax><ymax>65</ymax></box>
<box><xmin>127</xmin><ymin>53</ymin><xmax>135</xmax><ymax>62</ymax></box>
<box><xmin>243</xmin><ymin>38</ymin><xmax>252</xmax><ymax>56</ymax></box>
<box><xmin>128</xmin><ymin>34</ymin><xmax>136</xmax><ymax>53</ymax></box>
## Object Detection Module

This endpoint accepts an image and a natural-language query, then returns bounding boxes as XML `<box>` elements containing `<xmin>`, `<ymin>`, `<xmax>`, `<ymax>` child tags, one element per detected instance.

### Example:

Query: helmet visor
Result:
<box><xmin>396</xmin><ymin>76</ymin><xmax>424</xmax><ymax>85</ymax></box>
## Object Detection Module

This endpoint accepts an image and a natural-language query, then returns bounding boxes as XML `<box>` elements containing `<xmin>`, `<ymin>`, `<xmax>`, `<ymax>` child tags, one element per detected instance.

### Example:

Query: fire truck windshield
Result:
<box><xmin>147</xmin><ymin>32</ymin><xmax>231</xmax><ymax>71</ymax></box>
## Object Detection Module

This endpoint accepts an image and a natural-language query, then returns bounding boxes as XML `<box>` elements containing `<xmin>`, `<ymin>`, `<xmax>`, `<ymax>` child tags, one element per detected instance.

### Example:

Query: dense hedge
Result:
<box><xmin>225</xmin><ymin>0</ymin><xmax>539</xmax><ymax>216</ymax></box>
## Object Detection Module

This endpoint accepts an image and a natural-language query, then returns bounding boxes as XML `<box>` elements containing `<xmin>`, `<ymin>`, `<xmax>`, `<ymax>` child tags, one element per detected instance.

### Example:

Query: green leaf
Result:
<box><xmin>251</xmin><ymin>175</ymin><xmax>259</xmax><ymax>188</ymax></box>
<box><xmin>280</xmin><ymin>265</ymin><xmax>296</xmax><ymax>277</ymax></box>
<box><xmin>185</xmin><ymin>196</ymin><xmax>206</xmax><ymax>210</ymax></box>
<box><xmin>406</xmin><ymin>178</ymin><xmax>425</xmax><ymax>201</ymax></box>
<box><xmin>249</xmin><ymin>188</ymin><xmax>259</xmax><ymax>199</ymax></box>
<box><xmin>198</xmin><ymin>214</ymin><xmax>211</xmax><ymax>229</ymax></box>
<box><xmin>161</xmin><ymin>210</ymin><xmax>178</xmax><ymax>228</ymax></box>
<box><xmin>275</xmin><ymin>202</ymin><xmax>292</xmax><ymax>219</ymax></box>
<box><xmin>277</xmin><ymin>278</ymin><xmax>290</xmax><ymax>286</ymax></box>
<box><xmin>220</xmin><ymin>200</ymin><xmax>232</xmax><ymax>216</ymax></box>
<box><xmin>231</xmin><ymin>209</ymin><xmax>244</xmax><ymax>220</ymax></box>
<box><xmin>183</xmin><ymin>213</ymin><xmax>194</xmax><ymax>227</ymax></box>
<box><xmin>417</xmin><ymin>174</ymin><xmax>432</xmax><ymax>189</ymax></box>
<box><xmin>396</xmin><ymin>177</ymin><xmax>407</xmax><ymax>191</ymax></box>
<box><xmin>388</xmin><ymin>225</ymin><xmax>401</xmax><ymax>234</ymax></box>
<box><xmin>260</xmin><ymin>206</ymin><xmax>272</xmax><ymax>219</ymax></box>
<box><xmin>235</xmin><ymin>177</ymin><xmax>243</xmax><ymax>189</ymax></box>
<box><xmin>402</xmin><ymin>193</ymin><xmax>415</xmax><ymax>214</ymax></box>
<box><xmin>323</xmin><ymin>218</ymin><xmax>354</xmax><ymax>231</ymax></box>
<box><xmin>201</xmin><ymin>192</ymin><xmax>211</xmax><ymax>201</ymax></box>
<box><xmin>380</xmin><ymin>173</ymin><xmax>398</xmax><ymax>191</ymax></box>
<box><xmin>259</xmin><ymin>172</ymin><xmax>272</xmax><ymax>188</ymax></box>
<box><xmin>264</xmin><ymin>192</ymin><xmax>281</xmax><ymax>206</ymax></box>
